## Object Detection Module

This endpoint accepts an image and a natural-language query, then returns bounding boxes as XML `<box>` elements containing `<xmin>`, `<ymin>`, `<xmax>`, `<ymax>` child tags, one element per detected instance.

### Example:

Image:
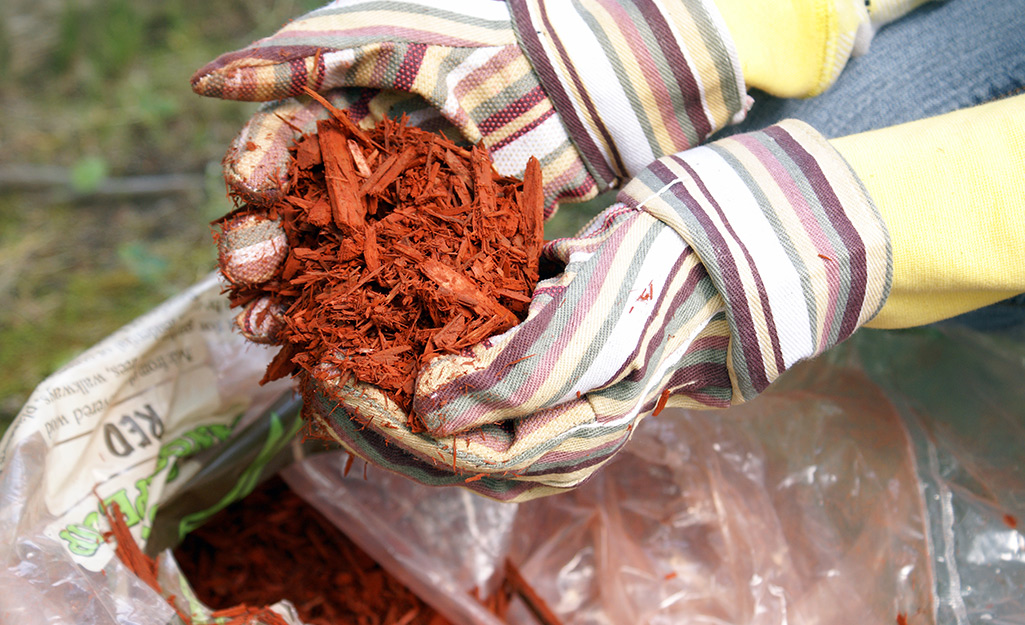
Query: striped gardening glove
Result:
<box><xmin>192</xmin><ymin>0</ymin><xmax>749</xmax><ymax>212</ymax></box>
<box><xmin>305</xmin><ymin>120</ymin><xmax>892</xmax><ymax>501</ymax></box>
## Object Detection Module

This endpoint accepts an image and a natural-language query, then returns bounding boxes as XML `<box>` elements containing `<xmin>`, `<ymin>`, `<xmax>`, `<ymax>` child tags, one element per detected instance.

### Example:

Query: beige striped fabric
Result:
<box><xmin>621</xmin><ymin>120</ymin><xmax>891</xmax><ymax>399</ymax></box>
<box><xmin>507</xmin><ymin>0</ymin><xmax>749</xmax><ymax>188</ymax></box>
<box><xmin>194</xmin><ymin>0</ymin><xmax>751</xmax><ymax>213</ymax></box>
<box><xmin>193</xmin><ymin>0</ymin><xmax>594</xmax><ymax>212</ymax></box>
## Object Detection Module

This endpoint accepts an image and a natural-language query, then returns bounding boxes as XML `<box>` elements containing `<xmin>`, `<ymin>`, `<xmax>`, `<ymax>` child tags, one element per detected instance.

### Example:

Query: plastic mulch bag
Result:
<box><xmin>2</xmin><ymin>273</ymin><xmax>1023</xmax><ymax>624</ymax></box>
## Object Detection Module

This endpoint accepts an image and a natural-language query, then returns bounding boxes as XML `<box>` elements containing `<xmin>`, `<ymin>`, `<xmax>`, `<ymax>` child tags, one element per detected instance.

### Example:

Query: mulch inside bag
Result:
<box><xmin>173</xmin><ymin>476</ymin><xmax>463</xmax><ymax>625</ymax></box>
<box><xmin>106</xmin><ymin>474</ymin><xmax>566</xmax><ymax>624</ymax></box>
<box><xmin>104</xmin><ymin>476</ymin><xmax>498</xmax><ymax>624</ymax></box>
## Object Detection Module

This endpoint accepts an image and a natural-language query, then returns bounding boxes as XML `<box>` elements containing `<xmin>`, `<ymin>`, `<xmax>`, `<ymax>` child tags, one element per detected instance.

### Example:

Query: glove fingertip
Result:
<box><xmin>222</xmin><ymin>98</ymin><xmax>317</xmax><ymax>203</ymax></box>
<box><xmin>192</xmin><ymin>46</ymin><xmax>325</xmax><ymax>101</ymax></box>
<box><xmin>217</xmin><ymin>213</ymin><xmax>288</xmax><ymax>287</ymax></box>
<box><xmin>191</xmin><ymin>51</ymin><xmax>250</xmax><ymax>98</ymax></box>
<box><xmin>189</xmin><ymin>64</ymin><xmax>219</xmax><ymax>97</ymax></box>
<box><xmin>235</xmin><ymin>297</ymin><xmax>287</xmax><ymax>343</ymax></box>
<box><xmin>223</xmin><ymin>138</ymin><xmax>289</xmax><ymax>205</ymax></box>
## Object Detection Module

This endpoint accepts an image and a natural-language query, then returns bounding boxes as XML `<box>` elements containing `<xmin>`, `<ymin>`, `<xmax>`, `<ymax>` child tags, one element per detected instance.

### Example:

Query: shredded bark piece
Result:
<box><xmin>218</xmin><ymin>89</ymin><xmax>544</xmax><ymax>425</ymax></box>
<box><xmin>504</xmin><ymin>559</ymin><xmax>565</xmax><ymax>625</ymax></box>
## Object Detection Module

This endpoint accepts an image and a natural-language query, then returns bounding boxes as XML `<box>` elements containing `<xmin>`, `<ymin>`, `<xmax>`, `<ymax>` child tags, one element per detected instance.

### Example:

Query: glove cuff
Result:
<box><xmin>508</xmin><ymin>0</ymin><xmax>749</xmax><ymax>190</ymax></box>
<box><xmin>618</xmin><ymin>120</ymin><xmax>892</xmax><ymax>399</ymax></box>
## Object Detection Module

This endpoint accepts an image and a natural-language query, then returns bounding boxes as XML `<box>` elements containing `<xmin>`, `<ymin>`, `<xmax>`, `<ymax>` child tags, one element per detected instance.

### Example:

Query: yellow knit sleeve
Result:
<box><xmin>831</xmin><ymin>94</ymin><xmax>1025</xmax><ymax>329</ymax></box>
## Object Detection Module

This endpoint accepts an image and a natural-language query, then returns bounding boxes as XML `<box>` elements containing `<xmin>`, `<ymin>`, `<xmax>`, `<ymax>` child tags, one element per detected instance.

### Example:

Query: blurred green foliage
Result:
<box><xmin>0</xmin><ymin>0</ymin><xmax>322</xmax><ymax>429</ymax></box>
<box><xmin>70</xmin><ymin>156</ymin><xmax>109</xmax><ymax>193</ymax></box>
<box><xmin>54</xmin><ymin>0</ymin><xmax>146</xmax><ymax>81</ymax></box>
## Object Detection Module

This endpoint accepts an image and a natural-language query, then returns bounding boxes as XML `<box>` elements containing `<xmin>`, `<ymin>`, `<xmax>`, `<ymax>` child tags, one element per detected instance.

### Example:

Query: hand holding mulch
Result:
<box><xmin>218</xmin><ymin>89</ymin><xmax>543</xmax><ymax>427</ymax></box>
<box><xmin>216</xmin><ymin>92</ymin><xmax>708</xmax><ymax>502</ymax></box>
<box><xmin>217</xmin><ymin>83</ymin><xmax>889</xmax><ymax>503</ymax></box>
<box><xmin>276</xmin><ymin>121</ymin><xmax>889</xmax><ymax>502</ymax></box>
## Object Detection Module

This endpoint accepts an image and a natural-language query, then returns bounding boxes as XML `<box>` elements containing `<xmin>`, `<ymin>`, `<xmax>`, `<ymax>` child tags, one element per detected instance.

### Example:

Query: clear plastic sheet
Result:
<box><xmin>1</xmin><ymin>274</ymin><xmax>1023</xmax><ymax>624</ymax></box>
<box><xmin>504</xmin><ymin>350</ymin><xmax>934</xmax><ymax>625</ymax></box>
<box><xmin>497</xmin><ymin>324</ymin><xmax>1025</xmax><ymax>625</ymax></box>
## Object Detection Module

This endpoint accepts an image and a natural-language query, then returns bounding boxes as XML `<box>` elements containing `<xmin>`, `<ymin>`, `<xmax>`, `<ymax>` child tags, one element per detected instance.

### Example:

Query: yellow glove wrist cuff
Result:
<box><xmin>833</xmin><ymin>94</ymin><xmax>1025</xmax><ymax>328</ymax></box>
<box><xmin>713</xmin><ymin>0</ymin><xmax>868</xmax><ymax>98</ymax></box>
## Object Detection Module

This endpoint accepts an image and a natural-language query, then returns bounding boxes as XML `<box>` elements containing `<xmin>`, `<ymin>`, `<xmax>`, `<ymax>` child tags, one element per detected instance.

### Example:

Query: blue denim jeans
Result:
<box><xmin>722</xmin><ymin>0</ymin><xmax>1025</xmax><ymax>330</ymax></box>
